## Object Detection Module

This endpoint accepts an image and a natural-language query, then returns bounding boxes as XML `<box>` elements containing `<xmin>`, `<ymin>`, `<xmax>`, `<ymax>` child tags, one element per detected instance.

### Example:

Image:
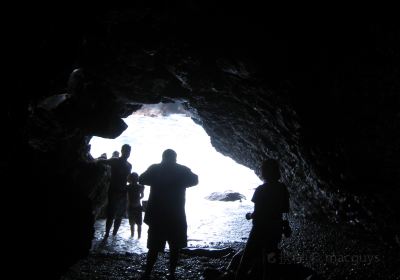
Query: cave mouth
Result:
<box><xmin>89</xmin><ymin>102</ymin><xmax>262</xmax><ymax>252</ymax></box>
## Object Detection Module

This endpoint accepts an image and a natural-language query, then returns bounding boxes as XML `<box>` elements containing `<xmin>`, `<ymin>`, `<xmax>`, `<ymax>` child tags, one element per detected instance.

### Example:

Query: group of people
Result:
<box><xmin>98</xmin><ymin>144</ymin><xmax>144</xmax><ymax>239</ymax></box>
<box><xmin>98</xmin><ymin>144</ymin><xmax>290</xmax><ymax>280</ymax></box>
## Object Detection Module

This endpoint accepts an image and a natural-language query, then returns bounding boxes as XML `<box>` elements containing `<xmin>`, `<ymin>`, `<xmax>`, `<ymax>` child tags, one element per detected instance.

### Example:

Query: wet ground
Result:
<box><xmin>90</xmin><ymin>201</ymin><xmax>254</xmax><ymax>255</ymax></box>
<box><xmin>61</xmin><ymin>213</ymin><xmax>399</xmax><ymax>280</ymax></box>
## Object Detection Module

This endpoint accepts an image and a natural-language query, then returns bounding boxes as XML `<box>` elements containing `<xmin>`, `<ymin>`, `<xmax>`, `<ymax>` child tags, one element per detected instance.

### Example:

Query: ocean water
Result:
<box><xmin>92</xmin><ymin>201</ymin><xmax>253</xmax><ymax>254</ymax></box>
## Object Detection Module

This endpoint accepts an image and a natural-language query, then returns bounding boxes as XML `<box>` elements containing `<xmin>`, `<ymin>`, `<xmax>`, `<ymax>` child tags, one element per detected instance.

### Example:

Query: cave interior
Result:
<box><xmin>4</xmin><ymin>4</ymin><xmax>400</xmax><ymax>279</ymax></box>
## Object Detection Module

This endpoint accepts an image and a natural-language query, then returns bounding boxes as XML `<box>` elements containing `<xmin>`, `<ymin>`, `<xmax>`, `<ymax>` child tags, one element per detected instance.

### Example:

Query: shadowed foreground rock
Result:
<box><xmin>61</xmin><ymin>218</ymin><xmax>400</xmax><ymax>279</ymax></box>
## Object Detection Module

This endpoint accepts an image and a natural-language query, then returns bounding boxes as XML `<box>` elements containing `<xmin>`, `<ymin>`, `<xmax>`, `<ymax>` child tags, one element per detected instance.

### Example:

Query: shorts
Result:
<box><xmin>107</xmin><ymin>194</ymin><xmax>127</xmax><ymax>219</ymax></box>
<box><xmin>147</xmin><ymin>223</ymin><xmax>187</xmax><ymax>252</ymax></box>
<box><xmin>128</xmin><ymin>207</ymin><xmax>143</xmax><ymax>225</ymax></box>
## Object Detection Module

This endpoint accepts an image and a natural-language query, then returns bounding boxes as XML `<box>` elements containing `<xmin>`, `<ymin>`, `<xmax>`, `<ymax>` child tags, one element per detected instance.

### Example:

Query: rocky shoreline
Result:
<box><xmin>61</xmin><ymin>243</ymin><xmax>240</xmax><ymax>280</ymax></box>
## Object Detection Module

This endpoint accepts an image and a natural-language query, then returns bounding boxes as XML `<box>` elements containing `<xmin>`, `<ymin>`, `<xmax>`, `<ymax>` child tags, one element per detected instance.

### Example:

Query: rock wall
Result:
<box><xmin>76</xmin><ymin>9</ymin><xmax>399</xmax><ymax>235</ymax></box>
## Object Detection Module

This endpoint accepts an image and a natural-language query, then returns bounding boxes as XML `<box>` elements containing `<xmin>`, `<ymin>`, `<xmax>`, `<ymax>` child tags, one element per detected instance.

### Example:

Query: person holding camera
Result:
<box><xmin>235</xmin><ymin>159</ymin><xmax>291</xmax><ymax>280</ymax></box>
<box><xmin>138</xmin><ymin>149</ymin><xmax>198</xmax><ymax>280</ymax></box>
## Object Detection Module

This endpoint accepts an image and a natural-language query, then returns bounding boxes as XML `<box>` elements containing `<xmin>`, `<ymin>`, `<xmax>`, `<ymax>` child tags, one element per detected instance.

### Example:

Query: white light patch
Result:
<box><xmin>90</xmin><ymin>109</ymin><xmax>262</xmax><ymax>248</ymax></box>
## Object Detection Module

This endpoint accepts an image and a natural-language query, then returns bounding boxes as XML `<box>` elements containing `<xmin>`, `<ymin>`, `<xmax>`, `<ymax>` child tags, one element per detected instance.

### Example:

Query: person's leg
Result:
<box><xmin>227</xmin><ymin>249</ymin><xmax>244</xmax><ymax>272</ymax></box>
<box><xmin>169</xmin><ymin>247</ymin><xmax>180</xmax><ymax>278</ymax></box>
<box><xmin>112</xmin><ymin>217</ymin><xmax>122</xmax><ymax>236</ymax></box>
<box><xmin>262</xmin><ymin>249</ymin><xmax>271</xmax><ymax>280</ymax></box>
<box><xmin>104</xmin><ymin>197</ymin><xmax>116</xmax><ymax>238</ymax></box>
<box><xmin>137</xmin><ymin>223</ymin><xmax>142</xmax><ymax>239</ymax></box>
<box><xmin>235</xmin><ymin>247</ymin><xmax>254</xmax><ymax>279</ymax></box>
<box><xmin>235</xmin><ymin>229</ymin><xmax>259</xmax><ymax>280</ymax></box>
<box><xmin>262</xmin><ymin>236</ymin><xmax>281</xmax><ymax>280</ymax></box>
<box><xmin>141</xmin><ymin>226</ymin><xmax>165</xmax><ymax>279</ymax></box>
<box><xmin>143</xmin><ymin>248</ymin><xmax>158</xmax><ymax>277</ymax></box>
<box><xmin>105</xmin><ymin>218</ymin><xmax>113</xmax><ymax>238</ymax></box>
<box><xmin>129</xmin><ymin>216</ymin><xmax>135</xmax><ymax>237</ymax></box>
<box><xmin>104</xmin><ymin>204</ymin><xmax>115</xmax><ymax>238</ymax></box>
<box><xmin>137</xmin><ymin>210</ymin><xmax>143</xmax><ymax>239</ymax></box>
<box><xmin>113</xmin><ymin>195</ymin><xmax>127</xmax><ymax>236</ymax></box>
<box><xmin>168</xmin><ymin>225</ymin><xmax>186</xmax><ymax>279</ymax></box>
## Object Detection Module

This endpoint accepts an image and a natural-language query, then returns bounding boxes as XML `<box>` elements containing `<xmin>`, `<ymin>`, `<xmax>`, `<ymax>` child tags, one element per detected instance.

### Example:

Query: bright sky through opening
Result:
<box><xmin>89</xmin><ymin>104</ymin><xmax>262</xmax><ymax>246</ymax></box>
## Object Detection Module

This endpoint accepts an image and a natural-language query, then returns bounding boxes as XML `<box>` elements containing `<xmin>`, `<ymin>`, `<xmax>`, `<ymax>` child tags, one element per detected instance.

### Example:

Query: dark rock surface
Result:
<box><xmin>61</xmin><ymin>217</ymin><xmax>400</xmax><ymax>279</ymax></box>
<box><xmin>5</xmin><ymin>4</ymin><xmax>400</xmax><ymax>279</ymax></box>
<box><xmin>72</xmin><ymin>160</ymin><xmax>111</xmax><ymax>219</ymax></box>
<box><xmin>205</xmin><ymin>191</ymin><xmax>246</xmax><ymax>202</ymax></box>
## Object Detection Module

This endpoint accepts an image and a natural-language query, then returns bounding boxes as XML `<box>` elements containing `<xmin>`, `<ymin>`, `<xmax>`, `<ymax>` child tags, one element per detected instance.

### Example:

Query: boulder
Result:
<box><xmin>205</xmin><ymin>191</ymin><xmax>246</xmax><ymax>202</ymax></box>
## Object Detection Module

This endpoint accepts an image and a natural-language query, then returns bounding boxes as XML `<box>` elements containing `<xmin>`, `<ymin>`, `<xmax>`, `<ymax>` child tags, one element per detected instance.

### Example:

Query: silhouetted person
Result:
<box><xmin>102</xmin><ymin>144</ymin><xmax>132</xmax><ymax>239</ymax></box>
<box><xmin>97</xmin><ymin>153</ymin><xmax>107</xmax><ymax>160</ymax></box>
<box><xmin>126</xmin><ymin>172</ymin><xmax>144</xmax><ymax>238</ymax></box>
<box><xmin>112</xmin><ymin>151</ymin><xmax>120</xmax><ymax>158</ymax></box>
<box><xmin>235</xmin><ymin>159</ymin><xmax>290</xmax><ymax>280</ymax></box>
<box><xmin>138</xmin><ymin>149</ymin><xmax>198</xmax><ymax>280</ymax></box>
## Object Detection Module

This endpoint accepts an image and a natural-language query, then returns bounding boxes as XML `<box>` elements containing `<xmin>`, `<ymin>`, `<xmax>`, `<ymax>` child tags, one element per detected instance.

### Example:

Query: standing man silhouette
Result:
<box><xmin>102</xmin><ymin>144</ymin><xmax>132</xmax><ymax>239</ymax></box>
<box><xmin>235</xmin><ymin>159</ymin><xmax>290</xmax><ymax>280</ymax></box>
<box><xmin>139</xmin><ymin>149</ymin><xmax>198</xmax><ymax>280</ymax></box>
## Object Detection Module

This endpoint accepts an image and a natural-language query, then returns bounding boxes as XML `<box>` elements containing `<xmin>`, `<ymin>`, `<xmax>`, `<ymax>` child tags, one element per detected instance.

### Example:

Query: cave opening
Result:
<box><xmin>89</xmin><ymin>102</ymin><xmax>262</xmax><ymax>253</ymax></box>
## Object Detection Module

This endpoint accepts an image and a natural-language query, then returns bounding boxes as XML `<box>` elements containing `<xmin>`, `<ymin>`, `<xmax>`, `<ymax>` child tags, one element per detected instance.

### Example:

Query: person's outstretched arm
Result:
<box><xmin>138</xmin><ymin>165</ymin><xmax>156</xmax><ymax>186</ymax></box>
<box><xmin>186</xmin><ymin>171</ymin><xmax>198</xmax><ymax>187</ymax></box>
<box><xmin>181</xmin><ymin>166</ymin><xmax>198</xmax><ymax>187</ymax></box>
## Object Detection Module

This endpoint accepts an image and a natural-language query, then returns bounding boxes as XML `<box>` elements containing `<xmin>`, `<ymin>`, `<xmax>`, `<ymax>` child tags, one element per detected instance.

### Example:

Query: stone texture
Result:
<box><xmin>73</xmin><ymin>14</ymin><xmax>399</xmax><ymax>239</ymax></box>
<box><xmin>72</xmin><ymin>160</ymin><xmax>111</xmax><ymax>220</ymax></box>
